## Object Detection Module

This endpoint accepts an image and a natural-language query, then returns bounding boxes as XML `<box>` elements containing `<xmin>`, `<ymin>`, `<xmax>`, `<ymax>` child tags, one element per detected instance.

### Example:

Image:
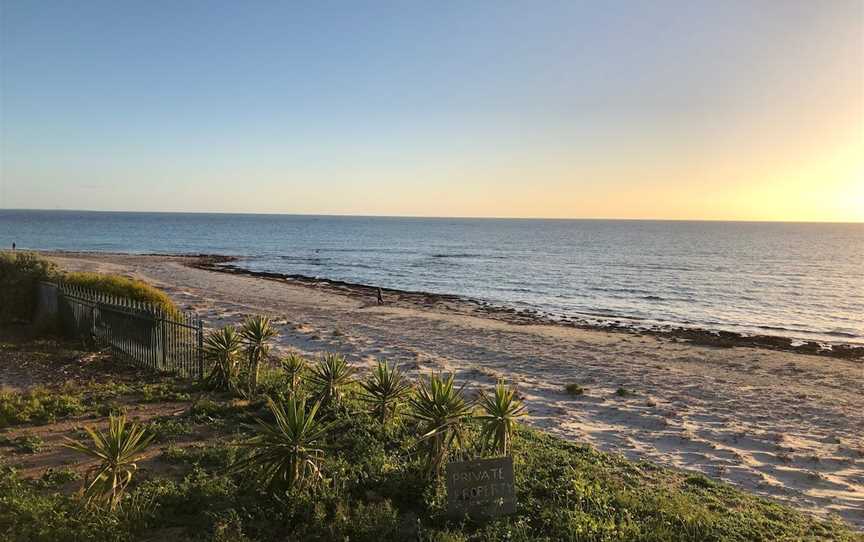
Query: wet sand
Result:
<box><xmin>44</xmin><ymin>251</ymin><xmax>864</xmax><ymax>528</ymax></box>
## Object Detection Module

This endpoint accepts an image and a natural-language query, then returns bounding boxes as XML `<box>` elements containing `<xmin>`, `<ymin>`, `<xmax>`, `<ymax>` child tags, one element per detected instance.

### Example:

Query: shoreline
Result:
<box><xmin>186</xmin><ymin>254</ymin><xmax>864</xmax><ymax>361</ymax></box>
<box><xmin>38</xmin><ymin>250</ymin><xmax>864</xmax><ymax>527</ymax></box>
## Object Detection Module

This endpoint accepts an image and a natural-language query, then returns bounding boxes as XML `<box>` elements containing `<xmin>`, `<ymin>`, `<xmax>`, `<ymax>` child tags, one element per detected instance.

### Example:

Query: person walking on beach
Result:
<box><xmin>11</xmin><ymin>242</ymin><xmax>15</xmax><ymax>251</ymax></box>
<box><xmin>377</xmin><ymin>287</ymin><xmax>384</xmax><ymax>305</ymax></box>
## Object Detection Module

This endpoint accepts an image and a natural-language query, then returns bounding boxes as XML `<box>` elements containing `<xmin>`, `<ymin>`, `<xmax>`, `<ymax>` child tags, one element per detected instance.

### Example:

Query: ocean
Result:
<box><xmin>2</xmin><ymin>210</ymin><xmax>862</xmax><ymax>345</ymax></box>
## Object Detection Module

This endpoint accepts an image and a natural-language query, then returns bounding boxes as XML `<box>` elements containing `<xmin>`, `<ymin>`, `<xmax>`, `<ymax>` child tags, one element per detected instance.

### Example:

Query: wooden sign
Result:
<box><xmin>446</xmin><ymin>456</ymin><xmax>516</xmax><ymax>518</ymax></box>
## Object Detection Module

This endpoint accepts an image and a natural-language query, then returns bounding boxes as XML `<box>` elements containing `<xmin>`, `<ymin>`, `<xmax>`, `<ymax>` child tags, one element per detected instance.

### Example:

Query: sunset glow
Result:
<box><xmin>1</xmin><ymin>1</ymin><xmax>862</xmax><ymax>222</ymax></box>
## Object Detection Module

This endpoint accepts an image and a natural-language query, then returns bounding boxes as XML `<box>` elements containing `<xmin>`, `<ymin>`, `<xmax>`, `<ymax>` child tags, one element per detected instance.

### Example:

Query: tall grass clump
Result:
<box><xmin>204</xmin><ymin>325</ymin><xmax>243</xmax><ymax>392</ymax></box>
<box><xmin>239</xmin><ymin>315</ymin><xmax>277</xmax><ymax>395</ymax></box>
<box><xmin>308</xmin><ymin>353</ymin><xmax>355</xmax><ymax>407</ymax></box>
<box><xmin>476</xmin><ymin>380</ymin><xmax>527</xmax><ymax>456</ymax></box>
<box><xmin>408</xmin><ymin>373</ymin><xmax>473</xmax><ymax>477</ymax></box>
<box><xmin>359</xmin><ymin>360</ymin><xmax>410</xmax><ymax>424</ymax></box>
<box><xmin>63</xmin><ymin>272</ymin><xmax>180</xmax><ymax>317</ymax></box>
<box><xmin>0</xmin><ymin>251</ymin><xmax>58</xmax><ymax>323</ymax></box>
<box><xmin>232</xmin><ymin>396</ymin><xmax>332</xmax><ymax>494</ymax></box>
<box><xmin>63</xmin><ymin>414</ymin><xmax>154</xmax><ymax>510</ymax></box>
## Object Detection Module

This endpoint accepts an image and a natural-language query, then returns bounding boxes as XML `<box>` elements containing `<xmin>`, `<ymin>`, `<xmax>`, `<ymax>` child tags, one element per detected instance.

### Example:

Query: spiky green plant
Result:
<box><xmin>476</xmin><ymin>380</ymin><xmax>527</xmax><ymax>456</ymax></box>
<box><xmin>232</xmin><ymin>396</ymin><xmax>331</xmax><ymax>493</ymax></box>
<box><xmin>63</xmin><ymin>414</ymin><xmax>154</xmax><ymax>510</ymax></box>
<box><xmin>239</xmin><ymin>315</ymin><xmax>277</xmax><ymax>394</ymax></box>
<box><xmin>408</xmin><ymin>373</ymin><xmax>473</xmax><ymax>477</ymax></box>
<box><xmin>308</xmin><ymin>353</ymin><xmax>354</xmax><ymax>406</ymax></box>
<box><xmin>359</xmin><ymin>360</ymin><xmax>411</xmax><ymax>424</ymax></box>
<box><xmin>204</xmin><ymin>325</ymin><xmax>243</xmax><ymax>392</ymax></box>
<box><xmin>280</xmin><ymin>352</ymin><xmax>307</xmax><ymax>394</ymax></box>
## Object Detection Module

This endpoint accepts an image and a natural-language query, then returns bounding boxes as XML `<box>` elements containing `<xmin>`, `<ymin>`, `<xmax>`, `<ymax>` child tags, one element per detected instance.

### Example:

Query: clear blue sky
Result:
<box><xmin>1</xmin><ymin>1</ymin><xmax>862</xmax><ymax>220</ymax></box>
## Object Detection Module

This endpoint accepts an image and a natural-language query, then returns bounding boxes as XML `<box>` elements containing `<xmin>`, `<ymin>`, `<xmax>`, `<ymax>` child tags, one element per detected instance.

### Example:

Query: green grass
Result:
<box><xmin>34</xmin><ymin>467</ymin><xmax>81</xmax><ymax>488</ymax></box>
<box><xmin>62</xmin><ymin>272</ymin><xmax>180</xmax><ymax>317</ymax></box>
<box><xmin>0</xmin><ymin>386</ymin><xmax>86</xmax><ymax>428</ymax></box>
<box><xmin>0</xmin><ymin>434</ymin><xmax>46</xmax><ymax>454</ymax></box>
<box><xmin>1</xmin><ymin>339</ymin><xmax>859</xmax><ymax>541</ymax></box>
<box><xmin>2</xmin><ymin>387</ymin><xmax>859</xmax><ymax>541</ymax></box>
<box><xmin>145</xmin><ymin>416</ymin><xmax>196</xmax><ymax>443</ymax></box>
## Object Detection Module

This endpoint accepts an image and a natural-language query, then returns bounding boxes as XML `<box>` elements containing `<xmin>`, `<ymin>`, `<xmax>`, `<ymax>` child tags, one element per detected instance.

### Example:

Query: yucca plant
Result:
<box><xmin>476</xmin><ymin>380</ymin><xmax>527</xmax><ymax>456</ymax></box>
<box><xmin>63</xmin><ymin>414</ymin><xmax>154</xmax><ymax>510</ymax></box>
<box><xmin>408</xmin><ymin>373</ymin><xmax>473</xmax><ymax>477</ymax></box>
<box><xmin>232</xmin><ymin>396</ymin><xmax>331</xmax><ymax>493</ymax></box>
<box><xmin>280</xmin><ymin>352</ymin><xmax>307</xmax><ymax>394</ymax></box>
<box><xmin>308</xmin><ymin>353</ymin><xmax>355</xmax><ymax>406</ymax></box>
<box><xmin>204</xmin><ymin>325</ymin><xmax>243</xmax><ymax>392</ymax></box>
<box><xmin>239</xmin><ymin>315</ymin><xmax>278</xmax><ymax>394</ymax></box>
<box><xmin>359</xmin><ymin>360</ymin><xmax>411</xmax><ymax>424</ymax></box>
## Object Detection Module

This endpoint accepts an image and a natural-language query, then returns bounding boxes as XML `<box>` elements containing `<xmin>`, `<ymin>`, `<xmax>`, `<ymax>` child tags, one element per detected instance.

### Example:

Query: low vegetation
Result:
<box><xmin>0</xmin><ymin>251</ymin><xmax>58</xmax><ymax>323</ymax></box>
<box><xmin>308</xmin><ymin>352</ymin><xmax>355</xmax><ymax>406</ymax></box>
<box><xmin>0</xmin><ymin>385</ymin><xmax>86</xmax><ymax>427</ymax></box>
<box><xmin>279</xmin><ymin>352</ymin><xmax>307</xmax><ymax>394</ymax></box>
<box><xmin>203</xmin><ymin>325</ymin><xmax>243</xmax><ymax>393</ymax></box>
<box><xmin>476</xmin><ymin>381</ymin><xmax>527</xmax><ymax>456</ymax></box>
<box><xmin>0</xmin><ymin>326</ymin><xmax>859</xmax><ymax>541</ymax></box>
<box><xmin>239</xmin><ymin>315</ymin><xmax>277</xmax><ymax>394</ymax></box>
<box><xmin>63</xmin><ymin>414</ymin><xmax>155</xmax><ymax>511</ymax></box>
<box><xmin>233</xmin><ymin>396</ymin><xmax>332</xmax><ymax>494</ymax></box>
<box><xmin>359</xmin><ymin>360</ymin><xmax>411</xmax><ymax>424</ymax></box>
<box><xmin>409</xmin><ymin>372</ymin><xmax>474</xmax><ymax>478</ymax></box>
<box><xmin>0</xmin><ymin>251</ymin><xmax>179</xmax><ymax>326</ymax></box>
<box><xmin>62</xmin><ymin>272</ymin><xmax>180</xmax><ymax>317</ymax></box>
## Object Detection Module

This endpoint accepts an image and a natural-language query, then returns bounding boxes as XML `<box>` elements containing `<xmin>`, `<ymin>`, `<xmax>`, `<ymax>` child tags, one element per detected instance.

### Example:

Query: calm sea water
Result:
<box><xmin>2</xmin><ymin>210</ymin><xmax>862</xmax><ymax>345</ymax></box>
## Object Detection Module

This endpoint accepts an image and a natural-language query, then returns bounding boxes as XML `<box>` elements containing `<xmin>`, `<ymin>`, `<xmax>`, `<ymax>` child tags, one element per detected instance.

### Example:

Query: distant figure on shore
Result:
<box><xmin>377</xmin><ymin>287</ymin><xmax>384</xmax><ymax>305</ymax></box>
<box><xmin>11</xmin><ymin>242</ymin><xmax>15</xmax><ymax>251</ymax></box>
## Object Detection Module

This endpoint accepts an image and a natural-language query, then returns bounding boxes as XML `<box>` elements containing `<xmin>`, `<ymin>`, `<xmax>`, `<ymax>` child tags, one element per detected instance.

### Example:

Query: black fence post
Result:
<box><xmin>161</xmin><ymin>315</ymin><xmax>168</xmax><ymax>371</ymax></box>
<box><xmin>197</xmin><ymin>319</ymin><xmax>204</xmax><ymax>381</ymax></box>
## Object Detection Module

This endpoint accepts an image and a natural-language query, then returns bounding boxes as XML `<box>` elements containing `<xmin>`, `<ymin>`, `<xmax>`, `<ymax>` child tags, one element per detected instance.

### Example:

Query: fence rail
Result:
<box><xmin>55</xmin><ymin>282</ymin><xmax>206</xmax><ymax>379</ymax></box>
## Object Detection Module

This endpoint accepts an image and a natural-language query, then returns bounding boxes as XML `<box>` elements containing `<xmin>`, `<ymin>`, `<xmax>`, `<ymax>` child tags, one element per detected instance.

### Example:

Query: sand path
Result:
<box><xmin>47</xmin><ymin>252</ymin><xmax>864</xmax><ymax>529</ymax></box>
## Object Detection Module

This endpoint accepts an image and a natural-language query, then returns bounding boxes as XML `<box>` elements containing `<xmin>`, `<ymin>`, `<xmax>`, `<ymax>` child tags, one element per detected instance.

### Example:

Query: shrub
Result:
<box><xmin>408</xmin><ymin>373</ymin><xmax>473</xmax><ymax>478</ymax></box>
<box><xmin>565</xmin><ymin>383</ymin><xmax>585</xmax><ymax>396</ymax></box>
<box><xmin>232</xmin><ymin>396</ymin><xmax>332</xmax><ymax>494</ymax></box>
<box><xmin>616</xmin><ymin>387</ymin><xmax>635</xmax><ymax>397</ymax></box>
<box><xmin>279</xmin><ymin>352</ymin><xmax>307</xmax><ymax>394</ymax></box>
<box><xmin>62</xmin><ymin>272</ymin><xmax>180</xmax><ymax>317</ymax></box>
<box><xmin>64</xmin><ymin>414</ymin><xmax>154</xmax><ymax>510</ymax></box>
<box><xmin>359</xmin><ymin>360</ymin><xmax>410</xmax><ymax>424</ymax></box>
<box><xmin>204</xmin><ymin>326</ymin><xmax>243</xmax><ymax>392</ymax></box>
<box><xmin>475</xmin><ymin>380</ymin><xmax>526</xmax><ymax>456</ymax></box>
<box><xmin>308</xmin><ymin>353</ymin><xmax>355</xmax><ymax>407</ymax></box>
<box><xmin>0</xmin><ymin>251</ymin><xmax>58</xmax><ymax>323</ymax></box>
<box><xmin>239</xmin><ymin>316</ymin><xmax>277</xmax><ymax>395</ymax></box>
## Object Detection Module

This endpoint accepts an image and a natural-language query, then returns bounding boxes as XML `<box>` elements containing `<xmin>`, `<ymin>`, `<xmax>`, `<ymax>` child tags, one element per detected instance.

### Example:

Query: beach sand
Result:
<box><xmin>44</xmin><ymin>252</ymin><xmax>864</xmax><ymax>528</ymax></box>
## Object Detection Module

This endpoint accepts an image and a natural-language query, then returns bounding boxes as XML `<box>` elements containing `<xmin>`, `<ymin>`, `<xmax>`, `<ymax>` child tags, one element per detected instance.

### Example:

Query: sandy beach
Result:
<box><xmin>44</xmin><ymin>251</ymin><xmax>864</xmax><ymax>528</ymax></box>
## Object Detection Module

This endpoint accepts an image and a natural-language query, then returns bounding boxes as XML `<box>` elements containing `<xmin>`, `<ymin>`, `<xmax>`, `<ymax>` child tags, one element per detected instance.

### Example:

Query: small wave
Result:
<box><xmin>279</xmin><ymin>256</ymin><xmax>326</xmax><ymax>265</ymax></box>
<box><xmin>430</xmin><ymin>253</ymin><xmax>481</xmax><ymax>259</ymax></box>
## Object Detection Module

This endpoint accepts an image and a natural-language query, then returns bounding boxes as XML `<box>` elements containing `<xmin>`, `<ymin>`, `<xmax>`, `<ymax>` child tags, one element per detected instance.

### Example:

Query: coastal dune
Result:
<box><xmin>45</xmin><ymin>251</ymin><xmax>864</xmax><ymax>529</ymax></box>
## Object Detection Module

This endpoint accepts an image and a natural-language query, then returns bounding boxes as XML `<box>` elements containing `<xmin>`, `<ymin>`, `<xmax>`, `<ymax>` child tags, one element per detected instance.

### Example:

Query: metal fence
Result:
<box><xmin>56</xmin><ymin>282</ymin><xmax>205</xmax><ymax>379</ymax></box>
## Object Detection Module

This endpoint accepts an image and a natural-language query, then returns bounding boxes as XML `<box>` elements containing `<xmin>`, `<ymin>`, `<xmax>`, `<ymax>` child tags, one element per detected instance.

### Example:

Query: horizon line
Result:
<box><xmin>1</xmin><ymin>207</ymin><xmax>862</xmax><ymax>225</ymax></box>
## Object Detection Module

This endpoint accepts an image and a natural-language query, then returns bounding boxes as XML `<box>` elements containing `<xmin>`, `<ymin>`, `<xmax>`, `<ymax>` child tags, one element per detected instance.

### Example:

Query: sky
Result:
<box><xmin>1</xmin><ymin>1</ymin><xmax>862</xmax><ymax>221</ymax></box>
